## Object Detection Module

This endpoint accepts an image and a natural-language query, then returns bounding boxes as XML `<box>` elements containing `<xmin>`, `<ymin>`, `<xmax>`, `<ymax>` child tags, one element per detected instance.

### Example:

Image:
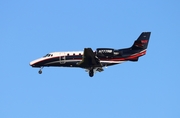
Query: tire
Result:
<box><xmin>89</xmin><ymin>70</ymin><xmax>94</xmax><ymax>77</ymax></box>
<box><xmin>38</xmin><ymin>70</ymin><xmax>42</xmax><ymax>74</ymax></box>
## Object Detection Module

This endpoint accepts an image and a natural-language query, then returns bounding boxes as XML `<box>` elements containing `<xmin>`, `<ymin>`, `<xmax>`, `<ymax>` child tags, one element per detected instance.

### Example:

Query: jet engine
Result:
<box><xmin>96</xmin><ymin>48</ymin><xmax>114</xmax><ymax>57</ymax></box>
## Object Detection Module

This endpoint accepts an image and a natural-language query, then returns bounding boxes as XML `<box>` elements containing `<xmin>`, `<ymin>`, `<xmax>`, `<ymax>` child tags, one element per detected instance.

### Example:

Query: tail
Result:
<box><xmin>131</xmin><ymin>32</ymin><xmax>151</xmax><ymax>50</ymax></box>
<box><xmin>128</xmin><ymin>32</ymin><xmax>151</xmax><ymax>62</ymax></box>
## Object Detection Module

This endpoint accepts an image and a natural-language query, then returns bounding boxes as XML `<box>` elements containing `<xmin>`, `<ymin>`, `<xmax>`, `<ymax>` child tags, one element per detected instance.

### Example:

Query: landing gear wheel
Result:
<box><xmin>38</xmin><ymin>67</ymin><xmax>43</xmax><ymax>74</ymax></box>
<box><xmin>38</xmin><ymin>70</ymin><xmax>42</xmax><ymax>74</ymax></box>
<box><xmin>89</xmin><ymin>69</ymin><xmax>94</xmax><ymax>77</ymax></box>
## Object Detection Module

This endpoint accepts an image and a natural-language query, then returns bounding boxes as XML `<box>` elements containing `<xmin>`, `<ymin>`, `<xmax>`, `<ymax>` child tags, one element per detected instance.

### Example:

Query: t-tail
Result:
<box><xmin>127</xmin><ymin>32</ymin><xmax>151</xmax><ymax>62</ymax></box>
<box><xmin>131</xmin><ymin>32</ymin><xmax>151</xmax><ymax>50</ymax></box>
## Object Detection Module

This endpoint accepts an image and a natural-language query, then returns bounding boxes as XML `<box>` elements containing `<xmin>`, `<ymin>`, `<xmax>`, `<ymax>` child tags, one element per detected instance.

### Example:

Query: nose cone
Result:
<box><xmin>30</xmin><ymin>60</ymin><xmax>36</xmax><ymax>67</ymax></box>
<box><xmin>30</xmin><ymin>58</ymin><xmax>42</xmax><ymax>67</ymax></box>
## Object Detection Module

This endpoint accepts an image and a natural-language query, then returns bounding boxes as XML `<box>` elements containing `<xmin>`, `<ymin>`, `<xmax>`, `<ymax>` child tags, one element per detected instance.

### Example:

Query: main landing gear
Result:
<box><xmin>89</xmin><ymin>69</ymin><xmax>94</xmax><ymax>77</ymax></box>
<box><xmin>38</xmin><ymin>67</ymin><xmax>43</xmax><ymax>74</ymax></box>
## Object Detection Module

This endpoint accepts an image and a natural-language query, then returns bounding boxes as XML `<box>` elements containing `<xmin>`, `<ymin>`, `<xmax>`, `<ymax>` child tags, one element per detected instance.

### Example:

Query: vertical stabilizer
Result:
<box><xmin>131</xmin><ymin>32</ymin><xmax>151</xmax><ymax>50</ymax></box>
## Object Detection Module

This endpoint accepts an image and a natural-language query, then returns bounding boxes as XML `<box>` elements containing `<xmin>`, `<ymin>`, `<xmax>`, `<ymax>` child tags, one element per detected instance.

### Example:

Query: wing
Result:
<box><xmin>78</xmin><ymin>48</ymin><xmax>102</xmax><ymax>68</ymax></box>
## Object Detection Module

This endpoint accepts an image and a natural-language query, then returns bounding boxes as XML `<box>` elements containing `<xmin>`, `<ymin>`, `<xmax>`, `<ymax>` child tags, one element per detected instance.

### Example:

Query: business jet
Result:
<box><xmin>30</xmin><ymin>32</ymin><xmax>151</xmax><ymax>77</ymax></box>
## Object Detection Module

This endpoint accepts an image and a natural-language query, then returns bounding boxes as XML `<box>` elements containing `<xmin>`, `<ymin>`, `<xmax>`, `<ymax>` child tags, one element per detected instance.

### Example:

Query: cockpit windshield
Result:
<box><xmin>43</xmin><ymin>54</ymin><xmax>53</xmax><ymax>57</ymax></box>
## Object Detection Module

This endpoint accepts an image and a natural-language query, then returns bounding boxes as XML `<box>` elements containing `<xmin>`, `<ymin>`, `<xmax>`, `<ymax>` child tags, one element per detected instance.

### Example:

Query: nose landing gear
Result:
<box><xmin>38</xmin><ymin>70</ymin><xmax>42</xmax><ymax>74</ymax></box>
<box><xmin>38</xmin><ymin>67</ymin><xmax>43</xmax><ymax>74</ymax></box>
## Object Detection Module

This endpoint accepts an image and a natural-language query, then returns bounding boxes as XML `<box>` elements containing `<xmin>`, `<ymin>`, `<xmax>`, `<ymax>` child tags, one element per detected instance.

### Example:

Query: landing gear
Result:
<box><xmin>38</xmin><ymin>67</ymin><xmax>43</xmax><ymax>74</ymax></box>
<box><xmin>38</xmin><ymin>70</ymin><xmax>42</xmax><ymax>74</ymax></box>
<box><xmin>89</xmin><ymin>69</ymin><xmax>94</xmax><ymax>77</ymax></box>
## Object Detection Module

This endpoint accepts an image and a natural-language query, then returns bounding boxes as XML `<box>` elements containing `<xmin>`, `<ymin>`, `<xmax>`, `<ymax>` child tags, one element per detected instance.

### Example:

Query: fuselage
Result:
<box><xmin>30</xmin><ymin>48</ymin><xmax>146</xmax><ymax>68</ymax></box>
<box><xmin>29</xmin><ymin>32</ymin><xmax>151</xmax><ymax>77</ymax></box>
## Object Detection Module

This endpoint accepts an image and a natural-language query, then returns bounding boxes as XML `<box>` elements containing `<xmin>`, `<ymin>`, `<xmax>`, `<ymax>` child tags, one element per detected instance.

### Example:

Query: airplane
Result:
<box><xmin>30</xmin><ymin>32</ymin><xmax>151</xmax><ymax>77</ymax></box>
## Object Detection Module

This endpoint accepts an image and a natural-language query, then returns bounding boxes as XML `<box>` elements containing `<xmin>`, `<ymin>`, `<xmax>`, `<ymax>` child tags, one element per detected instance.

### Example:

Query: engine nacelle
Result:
<box><xmin>96</xmin><ymin>48</ymin><xmax>114</xmax><ymax>57</ymax></box>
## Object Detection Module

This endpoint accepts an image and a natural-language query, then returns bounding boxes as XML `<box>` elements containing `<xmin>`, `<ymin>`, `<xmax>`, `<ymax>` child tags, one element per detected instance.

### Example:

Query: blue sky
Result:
<box><xmin>1</xmin><ymin>0</ymin><xmax>180</xmax><ymax>118</ymax></box>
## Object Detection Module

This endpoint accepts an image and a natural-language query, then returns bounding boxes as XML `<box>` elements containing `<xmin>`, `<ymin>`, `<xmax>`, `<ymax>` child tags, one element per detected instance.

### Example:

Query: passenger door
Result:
<box><xmin>59</xmin><ymin>53</ymin><xmax>66</xmax><ymax>64</ymax></box>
